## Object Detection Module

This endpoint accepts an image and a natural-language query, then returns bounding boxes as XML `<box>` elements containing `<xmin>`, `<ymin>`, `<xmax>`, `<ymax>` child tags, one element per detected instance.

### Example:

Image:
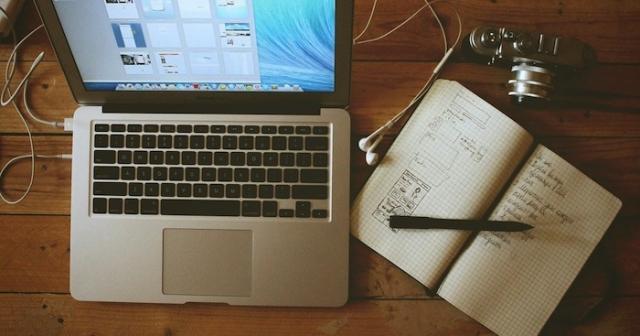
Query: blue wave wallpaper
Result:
<box><xmin>253</xmin><ymin>0</ymin><xmax>336</xmax><ymax>92</ymax></box>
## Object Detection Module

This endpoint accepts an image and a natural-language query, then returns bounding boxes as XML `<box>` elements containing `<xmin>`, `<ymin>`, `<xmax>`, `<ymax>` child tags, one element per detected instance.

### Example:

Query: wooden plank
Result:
<box><xmin>1</xmin><ymin>215</ymin><xmax>638</xmax><ymax>299</ymax></box>
<box><xmin>0</xmin><ymin>294</ymin><xmax>639</xmax><ymax>336</ymax></box>
<box><xmin>1</xmin><ymin>61</ymin><xmax>639</xmax><ymax>137</ymax></box>
<box><xmin>3</xmin><ymin>1</ymin><xmax>640</xmax><ymax>64</ymax></box>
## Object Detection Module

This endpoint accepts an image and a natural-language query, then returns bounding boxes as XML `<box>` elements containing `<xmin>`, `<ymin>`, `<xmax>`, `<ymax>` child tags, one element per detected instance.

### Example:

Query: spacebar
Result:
<box><xmin>161</xmin><ymin>200</ymin><xmax>241</xmax><ymax>216</ymax></box>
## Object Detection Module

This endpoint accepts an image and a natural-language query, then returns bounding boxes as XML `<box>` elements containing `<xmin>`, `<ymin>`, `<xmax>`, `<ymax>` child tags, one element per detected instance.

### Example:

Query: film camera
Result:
<box><xmin>462</xmin><ymin>26</ymin><xmax>596</xmax><ymax>104</ymax></box>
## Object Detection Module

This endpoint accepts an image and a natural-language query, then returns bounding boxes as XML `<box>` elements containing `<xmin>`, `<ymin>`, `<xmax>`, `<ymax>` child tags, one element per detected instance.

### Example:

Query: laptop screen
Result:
<box><xmin>51</xmin><ymin>0</ymin><xmax>336</xmax><ymax>93</ymax></box>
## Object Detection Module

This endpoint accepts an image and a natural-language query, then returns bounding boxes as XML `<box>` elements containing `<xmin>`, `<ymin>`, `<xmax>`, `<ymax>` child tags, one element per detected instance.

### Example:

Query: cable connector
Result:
<box><xmin>63</xmin><ymin>117</ymin><xmax>74</xmax><ymax>132</ymax></box>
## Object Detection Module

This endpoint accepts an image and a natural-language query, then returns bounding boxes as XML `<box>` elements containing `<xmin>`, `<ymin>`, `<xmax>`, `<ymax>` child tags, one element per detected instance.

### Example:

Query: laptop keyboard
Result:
<box><xmin>91</xmin><ymin>122</ymin><xmax>331</xmax><ymax>219</ymax></box>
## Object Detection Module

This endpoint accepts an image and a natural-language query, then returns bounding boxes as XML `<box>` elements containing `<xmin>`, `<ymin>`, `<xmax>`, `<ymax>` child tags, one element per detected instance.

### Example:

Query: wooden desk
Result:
<box><xmin>0</xmin><ymin>1</ymin><xmax>638</xmax><ymax>334</ymax></box>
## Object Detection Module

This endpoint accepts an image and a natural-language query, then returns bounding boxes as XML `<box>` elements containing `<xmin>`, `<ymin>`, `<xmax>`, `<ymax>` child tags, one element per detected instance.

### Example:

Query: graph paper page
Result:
<box><xmin>438</xmin><ymin>145</ymin><xmax>622</xmax><ymax>336</ymax></box>
<box><xmin>351</xmin><ymin>80</ymin><xmax>534</xmax><ymax>288</ymax></box>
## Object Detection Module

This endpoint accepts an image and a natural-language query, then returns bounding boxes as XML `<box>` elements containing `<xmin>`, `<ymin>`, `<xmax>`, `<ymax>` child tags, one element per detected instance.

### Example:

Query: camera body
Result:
<box><xmin>0</xmin><ymin>0</ymin><xmax>26</xmax><ymax>37</ymax></box>
<box><xmin>463</xmin><ymin>26</ymin><xmax>596</xmax><ymax>103</ymax></box>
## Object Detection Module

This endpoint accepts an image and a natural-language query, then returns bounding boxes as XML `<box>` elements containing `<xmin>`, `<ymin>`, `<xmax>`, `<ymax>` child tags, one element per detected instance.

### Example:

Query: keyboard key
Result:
<box><xmin>272</xmin><ymin>137</ymin><xmax>286</xmax><ymax>151</ymax></box>
<box><xmin>283</xmin><ymin>169</ymin><xmax>298</xmax><ymax>183</ymax></box>
<box><xmin>245</xmin><ymin>125</ymin><xmax>260</xmax><ymax>134</ymax></box>
<box><xmin>125</xmin><ymin>199</ymin><xmax>139</xmax><ymax>214</ymax></box>
<box><xmin>127</xmin><ymin>124</ymin><xmax>142</xmax><ymax>133</ymax></box>
<box><xmin>267</xmin><ymin>168</ymin><xmax>282</xmax><ymax>182</ymax></box>
<box><xmin>161</xmin><ymin>183</ymin><xmax>176</xmax><ymax>197</ymax></box>
<box><xmin>288</xmin><ymin>136</ymin><xmax>303</xmax><ymax>150</ymax></box>
<box><xmin>133</xmin><ymin>151</ymin><xmax>148</xmax><ymax>164</ymax></box>
<box><xmin>313</xmin><ymin>153</ymin><xmax>329</xmax><ymax>167</ymax></box>
<box><xmin>235</xmin><ymin>168</ymin><xmax>249</xmax><ymax>182</ymax></box>
<box><xmin>214</xmin><ymin>152</ymin><xmax>229</xmax><ymax>166</ymax></box>
<box><xmin>247</xmin><ymin>152</ymin><xmax>262</xmax><ymax>166</ymax></box>
<box><xmin>242</xmin><ymin>201</ymin><xmax>261</xmax><ymax>217</ymax></box>
<box><xmin>109</xmin><ymin>198</ymin><xmax>123</xmax><ymax>214</ymax></box>
<box><xmin>182</xmin><ymin>151</ymin><xmax>196</xmax><ymax>165</ymax></box>
<box><xmin>186</xmin><ymin>167</ymin><xmax>200</xmax><ymax>181</ymax></box>
<box><xmin>296</xmin><ymin>201</ymin><xmax>311</xmax><ymax>218</ymax></box>
<box><xmin>230</xmin><ymin>152</ymin><xmax>245</xmax><ymax>166</ymax></box>
<box><xmin>145</xmin><ymin>183</ymin><xmax>159</xmax><ymax>197</ymax></box>
<box><xmin>190</xmin><ymin>135</ymin><xmax>205</xmax><ymax>149</ymax></box>
<box><xmin>312</xmin><ymin>209</ymin><xmax>328</xmax><ymax>218</ymax></box>
<box><xmin>177</xmin><ymin>125</ymin><xmax>192</xmax><ymax>133</ymax></box>
<box><xmin>202</xmin><ymin>168</ymin><xmax>216</xmax><ymax>181</ymax></box>
<box><xmin>207</xmin><ymin>135</ymin><xmax>221</xmax><ymax>149</ymax></box>
<box><xmin>262</xmin><ymin>126</ymin><xmax>277</xmax><ymax>134</ymax></box>
<box><xmin>142</xmin><ymin>135</ymin><xmax>156</xmax><ymax>148</ymax></box>
<box><xmin>226</xmin><ymin>184</ymin><xmax>241</xmax><ymax>198</ymax></box>
<box><xmin>121</xmin><ymin>167</ymin><xmax>135</xmax><ymax>180</ymax></box>
<box><xmin>161</xmin><ymin>125</ymin><xmax>176</xmax><ymax>133</ymax></box>
<box><xmin>118</xmin><ymin>150</ymin><xmax>132</xmax><ymax>164</ymax></box>
<box><xmin>94</xmin><ymin>166</ymin><xmax>119</xmax><ymax>180</ymax></box>
<box><xmin>301</xmin><ymin>169</ymin><xmax>328</xmax><ymax>183</ymax></box>
<box><xmin>279</xmin><ymin>209</ymin><xmax>294</xmax><ymax>217</ymax></box>
<box><xmin>149</xmin><ymin>151</ymin><xmax>164</xmax><ymax>165</ymax></box>
<box><xmin>166</xmin><ymin>151</ymin><xmax>180</xmax><ymax>165</ymax></box>
<box><xmin>296</xmin><ymin>126</ymin><xmax>311</xmax><ymax>134</ymax></box>
<box><xmin>228</xmin><ymin>125</ymin><xmax>243</xmax><ymax>134</ymax></box>
<box><xmin>280</xmin><ymin>153</ymin><xmax>295</xmax><ymax>167</ymax></box>
<box><xmin>194</xmin><ymin>184</ymin><xmax>208</xmax><ymax>197</ymax></box>
<box><xmin>263</xmin><ymin>153</ymin><xmax>278</xmax><ymax>166</ymax></box>
<box><xmin>296</xmin><ymin>153</ymin><xmax>311</xmax><ymax>167</ymax></box>
<box><xmin>144</xmin><ymin>124</ymin><xmax>159</xmax><ymax>133</ymax></box>
<box><xmin>111</xmin><ymin>124</ymin><xmax>125</xmax><ymax>132</ymax></box>
<box><xmin>129</xmin><ymin>182</ymin><xmax>143</xmax><ymax>196</ymax></box>
<box><xmin>218</xmin><ymin>168</ymin><xmax>233</xmax><ymax>182</ymax></box>
<box><xmin>194</xmin><ymin>125</ymin><xmax>208</xmax><ymax>133</ymax></box>
<box><xmin>279</xmin><ymin>126</ymin><xmax>294</xmax><ymax>134</ymax></box>
<box><xmin>255</xmin><ymin>136</ymin><xmax>270</xmax><ymax>150</ymax></box>
<box><xmin>94</xmin><ymin>182</ymin><xmax>127</xmax><ymax>196</ymax></box>
<box><xmin>242</xmin><ymin>184</ymin><xmax>257</xmax><ymax>198</ymax></box>
<box><xmin>125</xmin><ymin>135</ymin><xmax>140</xmax><ymax>148</ymax></box>
<box><xmin>251</xmin><ymin>168</ymin><xmax>266</xmax><ymax>182</ymax></box>
<box><xmin>137</xmin><ymin>167</ymin><xmax>152</xmax><ymax>181</ymax></box>
<box><xmin>275</xmin><ymin>185</ymin><xmax>290</xmax><ymax>199</ymax></box>
<box><xmin>94</xmin><ymin>134</ymin><xmax>109</xmax><ymax>148</ymax></box>
<box><xmin>93</xmin><ymin>198</ymin><xmax>107</xmax><ymax>214</ymax></box>
<box><xmin>110</xmin><ymin>135</ymin><xmax>124</xmax><ymax>148</ymax></box>
<box><xmin>259</xmin><ymin>185</ymin><xmax>274</xmax><ymax>198</ymax></box>
<box><xmin>313</xmin><ymin>126</ymin><xmax>329</xmax><ymax>135</ymax></box>
<box><xmin>141</xmin><ymin>199</ymin><xmax>159</xmax><ymax>215</ymax></box>
<box><xmin>153</xmin><ymin>167</ymin><xmax>168</xmax><ymax>181</ymax></box>
<box><xmin>174</xmin><ymin>135</ymin><xmax>189</xmax><ymax>149</ymax></box>
<box><xmin>170</xmin><ymin>167</ymin><xmax>184</xmax><ymax>181</ymax></box>
<box><xmin>239</xmin><ymin>136</ymin><xmax>254</xmax><ymax>149</ymax></box>
<box><xmin>177</xmin><ymin>183</ymin><xmax>192</xmax><ymax>197</ymax></box>
<box><xmin>211</xmin><ymin>125</ymin><xmax>226</xmax><ymax>133</ymax></box>
<box><xmin>306</xmin><ymin>137</ymin><xmax>329</xmax><ymax>151</ymax></box>
<box><xmin>158</xmin><ymin>135</ymin><xmax>172</xmax><ymax>149</ymax></box>
<box><xmin>292</xmin><ymin>185</ymin><xmax>328</xmax><ymax>200</ymax></box>
<box><xmin>94</xmin><ymin>124</ymin><xmax>109</xmax><ymax>132</ymax></box>
<box><xmin>223</xmin><ymin>136</ymin><xmax>238</xmax><ymax>149</ymax></box>
<box><xmin>161</xmin><ymin>200</ymin><xmax>240</xmax><ymax>216</ymax></box>
<box><xmin>209</xmin><ymin>184</ymin><xmax>224</xmax><ymax>198</ymax></box>
<box><xmin>263</xmin><ymin>201</ymin><xmax>278</xmax><ymax>217</ymax></box>
<box><xmin>198</xmin><ymin>152</ymin><xmax>213</xmax><ymax>165</ymax></box>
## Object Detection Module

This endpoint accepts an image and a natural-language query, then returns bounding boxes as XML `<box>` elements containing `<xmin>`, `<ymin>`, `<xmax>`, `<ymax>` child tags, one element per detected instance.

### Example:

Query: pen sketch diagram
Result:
<box><xmin>372</xmin><ymin>90</ymin><xmax>493</xmax><ymax>227</ymax></box>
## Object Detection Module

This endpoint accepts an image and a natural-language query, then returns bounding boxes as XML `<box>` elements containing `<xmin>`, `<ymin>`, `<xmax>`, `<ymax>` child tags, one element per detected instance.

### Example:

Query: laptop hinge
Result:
<box><xmin>102</xmin><ymin>104</ymin><xmax>321</xmax><ymax>115</ymax></box>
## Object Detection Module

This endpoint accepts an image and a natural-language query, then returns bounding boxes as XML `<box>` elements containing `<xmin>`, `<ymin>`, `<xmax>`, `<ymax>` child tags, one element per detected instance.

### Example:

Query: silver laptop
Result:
<box><xmin>35</xmin><ymin>0</ymin><xmax>353</xmax><ymax>306</ymax></box>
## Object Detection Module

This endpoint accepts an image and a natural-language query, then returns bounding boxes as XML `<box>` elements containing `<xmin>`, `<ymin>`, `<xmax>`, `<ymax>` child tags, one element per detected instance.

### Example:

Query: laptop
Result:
<box><xmin>35</xmin><ymin>0</ymin><xmax>353</xmax><ymax>306</ymax></box>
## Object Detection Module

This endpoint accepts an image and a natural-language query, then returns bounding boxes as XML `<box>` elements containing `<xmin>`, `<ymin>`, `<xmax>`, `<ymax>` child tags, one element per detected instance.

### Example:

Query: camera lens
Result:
<box><xmin>507</xmin><ymin>63</ymin><xmax>554</xmax><ymax>103</ymax></box>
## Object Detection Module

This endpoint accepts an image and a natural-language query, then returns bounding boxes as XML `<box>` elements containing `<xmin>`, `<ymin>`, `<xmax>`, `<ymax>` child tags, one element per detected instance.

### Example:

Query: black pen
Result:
<box><xmin>389</xmin><ymin>216</ymin><xmax>534</xmax><ymax>232</ymax></box>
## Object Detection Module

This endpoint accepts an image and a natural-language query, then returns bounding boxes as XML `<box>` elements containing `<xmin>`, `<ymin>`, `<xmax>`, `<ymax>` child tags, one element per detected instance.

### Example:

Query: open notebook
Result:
<box><xmin>351</xmin><ymin>80</ymin><xmax>622</xmax><ymax>336</ymax></box>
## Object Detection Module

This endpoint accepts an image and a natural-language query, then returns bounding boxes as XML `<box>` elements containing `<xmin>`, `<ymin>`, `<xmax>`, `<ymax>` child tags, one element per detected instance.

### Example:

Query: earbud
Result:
<box><xmin>365</xmin><ymin>151</ymin><xmax>380</xmax><ymax>166</ymax></box>
<box><xmin>358</xmin><ymin>136</ymin><xmax>374</xmax><ymax>152</ymax></box>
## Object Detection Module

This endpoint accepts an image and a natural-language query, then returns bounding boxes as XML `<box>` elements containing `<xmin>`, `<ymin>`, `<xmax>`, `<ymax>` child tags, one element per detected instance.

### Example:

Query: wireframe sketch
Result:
<box><xmin>372</xmin><ymin>170</ymin><xmax>431</xmax><ymax>225</ymax></box>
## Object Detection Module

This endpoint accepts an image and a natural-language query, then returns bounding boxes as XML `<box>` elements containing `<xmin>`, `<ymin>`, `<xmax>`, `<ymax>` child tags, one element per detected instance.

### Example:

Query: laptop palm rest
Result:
<box><xmin>163</xmin><ymin>229</ymin><xmax>252</xmax><ymax>297</ymax></box>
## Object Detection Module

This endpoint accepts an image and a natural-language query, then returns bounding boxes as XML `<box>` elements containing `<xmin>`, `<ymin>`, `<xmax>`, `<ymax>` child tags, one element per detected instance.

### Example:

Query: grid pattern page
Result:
<box><xmin>438</xmin><ymin>145</ymin><xmax>622</xmax><ymax>336</ymax></box>
<box><xmin>351</xmin><ymin>80</ymin><xmax>534</xmax><ymax>288</ymax></box>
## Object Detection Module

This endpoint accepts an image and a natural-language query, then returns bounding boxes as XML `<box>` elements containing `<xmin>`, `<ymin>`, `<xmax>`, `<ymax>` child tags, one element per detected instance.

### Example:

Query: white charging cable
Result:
<box><xmin>0</xmin><ymin>19</ymin><xmax>72</xmax><ymax>205</ymax></box>
<box><xmin>353</xmin><ymin>0</ymin><xmax>463</xmax><ymax>165</ymax></box>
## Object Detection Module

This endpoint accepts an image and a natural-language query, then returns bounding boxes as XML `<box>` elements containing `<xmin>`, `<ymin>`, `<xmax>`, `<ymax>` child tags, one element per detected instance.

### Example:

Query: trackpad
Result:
<box><xmin>163</xmin><ymin>229</ymin><xmax>252</xmax><ymax>297</ymax></box>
